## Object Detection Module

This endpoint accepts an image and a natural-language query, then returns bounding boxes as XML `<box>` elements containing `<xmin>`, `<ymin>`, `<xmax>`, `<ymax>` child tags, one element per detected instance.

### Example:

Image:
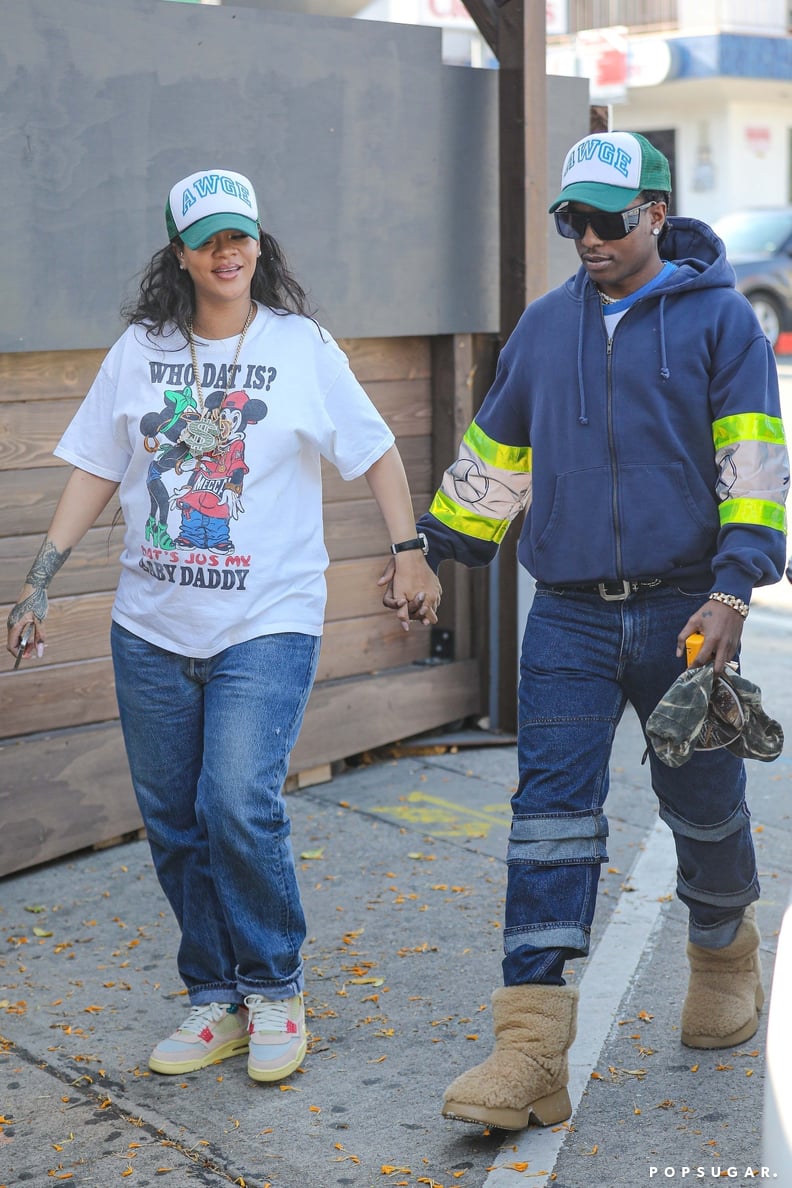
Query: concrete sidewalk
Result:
<box><xmin>2</xmin><ymin>598</ymin><xmax>791</xmax><ymax>1188</ymax></box>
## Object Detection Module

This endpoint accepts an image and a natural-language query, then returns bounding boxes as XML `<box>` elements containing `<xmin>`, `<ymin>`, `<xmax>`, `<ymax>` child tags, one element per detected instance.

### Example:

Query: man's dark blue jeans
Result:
<box><xmin>503</xmin><ymin>583</ymin><xmax>757</xmax><ymax>987</ymax></box>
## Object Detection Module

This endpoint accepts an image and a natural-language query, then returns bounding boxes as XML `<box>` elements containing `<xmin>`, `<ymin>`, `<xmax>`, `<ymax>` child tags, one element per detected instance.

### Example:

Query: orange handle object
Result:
<box><xmin>685</xmin><ymin>632</ymin><xmax>705</xmax><ymax>667</ymax></box>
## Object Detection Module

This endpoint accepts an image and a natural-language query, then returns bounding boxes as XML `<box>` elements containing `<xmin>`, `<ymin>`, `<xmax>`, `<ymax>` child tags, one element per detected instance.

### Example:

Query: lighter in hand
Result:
<box><xmin>685</xmin><ymin>632</ymin><xmax>704</xmax><ymax>667</ymax></box>
<box><xmin>13</xmin><ymin>622</ymin><xmax>35</xmax><ymax>671</ymax></box>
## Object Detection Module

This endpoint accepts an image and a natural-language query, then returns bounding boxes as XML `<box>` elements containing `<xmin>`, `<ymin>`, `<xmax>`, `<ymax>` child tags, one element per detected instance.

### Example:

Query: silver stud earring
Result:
<box><xmin>652</xmin><ymin>227</ymin><xmax>661</xmax><ymax>237</ymax></box>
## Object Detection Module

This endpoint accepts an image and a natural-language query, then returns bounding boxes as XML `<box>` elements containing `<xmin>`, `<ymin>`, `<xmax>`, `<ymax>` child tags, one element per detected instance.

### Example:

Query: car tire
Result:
<box><xmin>746</xmin><ymin>290</ymin><xmax>783</xmax><ymax>349</ymax></box>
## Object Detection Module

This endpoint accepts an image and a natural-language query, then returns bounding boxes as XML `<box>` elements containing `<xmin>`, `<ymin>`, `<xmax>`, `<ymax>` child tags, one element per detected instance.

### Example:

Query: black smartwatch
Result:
<box><xmin>391</xmin><ymin>533</ymin><xmax>429</xmax><ymax>556</ymax></box>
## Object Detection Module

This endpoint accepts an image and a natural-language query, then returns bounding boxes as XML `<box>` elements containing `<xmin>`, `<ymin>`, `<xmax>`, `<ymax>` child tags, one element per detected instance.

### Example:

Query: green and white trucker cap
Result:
<box><xmin>549</xmin><ymin>132</ymin><xmax>672</xmax><ymax>213</ymax></box>
<box><xmin>166</xmin><ymin>169</ymin><xmax>259</xmax><ymax>248</ymax></box>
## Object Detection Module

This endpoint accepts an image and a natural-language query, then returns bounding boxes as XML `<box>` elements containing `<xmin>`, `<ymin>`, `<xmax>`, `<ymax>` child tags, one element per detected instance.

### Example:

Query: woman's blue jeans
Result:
<box><xmin>111</xmin><ymin>622</ymin><xmax>320</xmax><ymax>1005</ymax></box>
<box><xmin>503</xmin><ymin>584</ymin><xmax>758</xmax><ymax>987</ymax></box>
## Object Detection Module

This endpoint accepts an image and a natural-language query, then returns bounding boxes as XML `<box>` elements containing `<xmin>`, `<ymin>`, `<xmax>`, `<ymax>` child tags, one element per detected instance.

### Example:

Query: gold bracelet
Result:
<box><xmin>708</xmin><ymin>591</ymin><xmax>749</xmax><ymax>619</ymax></box>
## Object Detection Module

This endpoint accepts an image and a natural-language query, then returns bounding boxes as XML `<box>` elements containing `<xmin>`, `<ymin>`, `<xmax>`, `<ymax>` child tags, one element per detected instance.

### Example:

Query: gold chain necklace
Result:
<box><xmin>181</xmin><ymin>301</ymin><xmax>256</xmax><ymax>457</ymax></box>
<box><xmin>598</xmin><ymin>288</ymin><xmax>619</xmax><ymax>305</ymax></box>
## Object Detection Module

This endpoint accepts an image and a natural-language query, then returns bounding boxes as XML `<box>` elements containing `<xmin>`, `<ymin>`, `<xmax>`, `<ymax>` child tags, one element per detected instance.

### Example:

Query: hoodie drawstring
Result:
<box><xmin>577</xmin><ymin>296</ymin><xmax>589</xmax><ymax>426</ymax></box>
<box><xmin>658</xmin><ymin>294</ymin><xmax>670</xmax><ymax>381</ymax></box>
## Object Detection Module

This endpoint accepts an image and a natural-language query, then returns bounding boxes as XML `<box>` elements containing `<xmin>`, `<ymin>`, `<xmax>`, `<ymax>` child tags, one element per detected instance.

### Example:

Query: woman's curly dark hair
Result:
<box><xmin>122</xmin><ymin>230</ymin><xmax>313</xmax><ymax>340</ymax></box>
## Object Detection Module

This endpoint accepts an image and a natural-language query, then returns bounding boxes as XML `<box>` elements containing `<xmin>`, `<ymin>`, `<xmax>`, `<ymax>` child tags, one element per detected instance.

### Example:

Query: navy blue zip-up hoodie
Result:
<box><xmin>419</xmin><ymin>217</ymin><xmax>788</xmax><ymax>605</ymax></box>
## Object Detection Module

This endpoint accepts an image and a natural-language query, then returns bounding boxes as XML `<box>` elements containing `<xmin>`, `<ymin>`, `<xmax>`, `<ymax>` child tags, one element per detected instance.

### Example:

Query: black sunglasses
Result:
<box><xmin>554</xmin><ymin>200</ymin><xmax>656</xmax><ymax>242</ymax></box>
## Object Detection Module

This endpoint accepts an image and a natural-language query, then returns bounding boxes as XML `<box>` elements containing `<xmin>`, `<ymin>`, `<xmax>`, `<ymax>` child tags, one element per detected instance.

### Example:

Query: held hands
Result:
<box><xmin>378</xmin><ymin>554</ymin><xmax>442</xmax><ymax>632</ymax></box>
<box><xmin>676</xmin><ymin>598</ymin><xmax>746</xmax><ymax>675</ymax></box>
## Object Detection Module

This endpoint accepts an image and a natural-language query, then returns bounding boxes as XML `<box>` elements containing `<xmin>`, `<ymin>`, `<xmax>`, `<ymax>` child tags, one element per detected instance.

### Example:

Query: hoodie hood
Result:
<box><xmin>566</xmin><ymin>216</ymin><xmax>736</xmax><ymax>424</ymax></box>
<box><xmin>568</xmin><ymin>215</ymin><xmax>736</xmax><ymax>304</ymax></box>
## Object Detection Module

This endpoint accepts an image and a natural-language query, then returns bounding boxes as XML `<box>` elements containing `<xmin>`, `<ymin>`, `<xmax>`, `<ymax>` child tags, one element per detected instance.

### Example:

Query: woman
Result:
<box><xmin>6</xmin><ymin>168</ymin><xmax>441</xmax><ymax>1083</ymax></box>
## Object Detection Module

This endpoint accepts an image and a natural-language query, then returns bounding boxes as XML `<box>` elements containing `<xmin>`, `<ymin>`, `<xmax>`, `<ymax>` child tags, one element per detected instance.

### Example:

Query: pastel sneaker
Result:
<box><xmin>245</xmin><ymin>993</ymin><xmax>307</xmax><ymax>1082</ymax></box>
<box><xmin>149</xmin><ymin>1002</ymin><xmax>249</xmax><ymax>1074</ymax></box>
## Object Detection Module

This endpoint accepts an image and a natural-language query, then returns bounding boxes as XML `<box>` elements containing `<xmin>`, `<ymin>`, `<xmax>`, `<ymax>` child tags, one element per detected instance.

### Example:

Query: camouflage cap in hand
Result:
<box><xmin>646</xmin><ymin>663</ymin><xmax>783</xmax><ymax>769</ymax></box>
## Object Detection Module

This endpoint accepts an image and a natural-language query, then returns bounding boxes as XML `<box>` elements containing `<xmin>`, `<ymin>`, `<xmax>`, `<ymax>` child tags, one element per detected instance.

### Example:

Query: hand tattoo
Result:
<box><xmin>7</xmin><ymin>588</ymin><xmax>48</xmax><ymax>628</ymax></box>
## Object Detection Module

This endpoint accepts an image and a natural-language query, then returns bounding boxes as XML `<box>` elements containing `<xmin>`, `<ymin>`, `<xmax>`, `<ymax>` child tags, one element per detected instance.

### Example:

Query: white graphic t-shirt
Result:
<box><xmin>55</xmin><ymin>305</ymin><xmax>395</xmax><ymax>657</ymax></box>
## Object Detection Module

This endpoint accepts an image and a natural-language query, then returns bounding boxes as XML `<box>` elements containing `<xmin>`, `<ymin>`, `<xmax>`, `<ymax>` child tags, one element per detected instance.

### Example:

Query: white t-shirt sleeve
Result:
<box><xmin>54</xmin><ymin>338</ymin><xmax>133</xmax><ymax>482</ymax></box>
<box><xmin>319</xmin><ymin>343</ymin><xmax>394</xmax><ymax>480</ymax></box>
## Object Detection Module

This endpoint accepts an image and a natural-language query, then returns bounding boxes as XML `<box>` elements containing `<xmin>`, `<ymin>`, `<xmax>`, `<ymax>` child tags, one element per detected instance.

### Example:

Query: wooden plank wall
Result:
<box><xmin>0</xmin><ymin>336</ymin><xmax>483</xmax><ymax>876</ymax></box>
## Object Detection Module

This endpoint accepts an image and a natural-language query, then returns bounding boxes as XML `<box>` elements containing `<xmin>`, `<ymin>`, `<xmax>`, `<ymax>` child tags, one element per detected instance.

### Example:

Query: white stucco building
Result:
<box><xmin>548</xmin><ymin>0</ymin><xmax>792</xmax><ymax>221</ymax></box>
<box><xmin>359</xmin><ymin>1</ymin><xmax>792</xmax><ymax>220</ymax></box>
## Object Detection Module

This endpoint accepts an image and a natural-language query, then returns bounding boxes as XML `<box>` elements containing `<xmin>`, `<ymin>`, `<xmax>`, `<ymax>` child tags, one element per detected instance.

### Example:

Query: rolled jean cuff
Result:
<box><xmin>190</xmin><ymin>982</ymin><xmax>245</xmax><ymax>1006</ymax></box>
<box><xmin>237</xmin><ymin>968</ymin><xmax>304</xmax><ymax>1000</ymax></box>
<box><xmin>503</xmin><ymin>947</ymin><xmax>567</xmax><ymax>986</ymax></box>
<box><xmin>687</xmin><ymin>886</ymin><xmax>760</xmax><ymax>949</ymax></box>
<box><xmin>677</xmin><ymin>871</ymin><xmax>759</xmax><ymax>911</ymax></box>
<box><xmin>504</xmin><ymin>922</ymin><xmax>589</xmax><ymax>955</ymax></box>
<box><xmin>658</xmin><ymin>797</ymin><xmax>749</xmax><ymax>843</ymax></box>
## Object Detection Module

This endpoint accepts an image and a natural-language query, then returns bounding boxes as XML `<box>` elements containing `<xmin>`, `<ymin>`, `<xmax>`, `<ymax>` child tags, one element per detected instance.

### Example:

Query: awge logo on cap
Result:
<box><xmin>166</xmin><ymin>169</ymin><xmax>260</xmax><ymax>249</ymax></box>
<box><xmin>548</xmin><ymin>131</ymin><xmax>671</xmax><ymax>213</ymax></box>
<box><xmin>561</xmin><ymin>134</ymin><xmax>640</xmax><ymax>189</ymax></box>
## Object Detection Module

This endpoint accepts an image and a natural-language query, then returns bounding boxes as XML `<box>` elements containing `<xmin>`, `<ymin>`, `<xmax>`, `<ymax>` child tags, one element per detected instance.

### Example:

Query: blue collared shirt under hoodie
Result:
<box><xmin>419</xmin><ymin>216</ymin><xmax>789</xmax><ymax>605</ymax></box>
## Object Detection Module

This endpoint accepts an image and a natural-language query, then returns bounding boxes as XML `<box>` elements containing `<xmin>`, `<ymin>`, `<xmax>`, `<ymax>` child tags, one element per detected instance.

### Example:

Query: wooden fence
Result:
<box><xmin>0</xmin><ymin>334</ymin><xmax>488</xmax><ymax>875</ymax></box>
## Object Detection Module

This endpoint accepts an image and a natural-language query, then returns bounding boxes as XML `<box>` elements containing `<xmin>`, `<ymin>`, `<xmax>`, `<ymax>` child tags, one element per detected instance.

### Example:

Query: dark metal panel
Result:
<box><xmin>547</xmin><ymin>74</ymin><xmax>592</xmax><ymax>289</ymax></box>
<box><xmin>0</xmin><ymin>0</ymin><xmax>498</xmax><ymax>350</ymax></box>
<box><xmin>1</xmin><ymin>0</ymin><xmax>588</xmax><ymax>353</ymax></box>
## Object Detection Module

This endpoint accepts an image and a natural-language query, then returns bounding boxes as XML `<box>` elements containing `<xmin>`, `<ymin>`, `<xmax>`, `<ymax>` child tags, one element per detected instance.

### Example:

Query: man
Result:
<box><xmin>409</xmin><ymin>132</ymin><xmax>789</xmax><ymax>1130</ymax></box>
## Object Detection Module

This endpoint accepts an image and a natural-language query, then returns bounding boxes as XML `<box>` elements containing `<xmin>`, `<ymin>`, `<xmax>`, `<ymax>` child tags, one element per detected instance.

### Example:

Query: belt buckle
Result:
<box><xmin>597</xmin><ymin>580</ymin><xmax>632</xmax><ymax>601</ymax></box>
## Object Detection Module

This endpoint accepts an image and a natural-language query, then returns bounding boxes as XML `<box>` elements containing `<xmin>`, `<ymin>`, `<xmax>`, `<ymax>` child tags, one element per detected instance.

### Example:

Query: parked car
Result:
<box><xmin>712</xmin><ymin>208</ymin><xmax>792</xmax><ymax>350</ymax></box>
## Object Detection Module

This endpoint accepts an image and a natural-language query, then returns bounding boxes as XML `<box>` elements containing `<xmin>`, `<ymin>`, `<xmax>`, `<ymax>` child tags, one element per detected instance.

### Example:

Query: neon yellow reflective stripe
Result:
<box><xmin>464</xmin><ymin>422</ymin><xmax>532</xmax><ymax>472</ymax></box>
<box><xmin>429</xmin><ymin>490</ymin><xmax>511</xmax><ymax>543</ymax></box>
<box><xmin>719</xmin><ymin>498</ymin><xmax>787</xmax><ymax>533</ymax></box>
<box><xmin>712</xmin><ymin>413</ymin><xmax>786</xmax><ymax>450</ymax></box>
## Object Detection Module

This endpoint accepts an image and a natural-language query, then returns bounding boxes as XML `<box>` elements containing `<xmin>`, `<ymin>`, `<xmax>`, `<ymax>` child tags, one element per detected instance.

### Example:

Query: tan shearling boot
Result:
<box><xmin>441</xmin><ymin>984</ymin><xmax>578</xmax><ymax>1130</ymax></box>
<box><xmin>681</xmin><ymin>905</ymin><xmax>764</xmax><ymax>1049</ymax></box>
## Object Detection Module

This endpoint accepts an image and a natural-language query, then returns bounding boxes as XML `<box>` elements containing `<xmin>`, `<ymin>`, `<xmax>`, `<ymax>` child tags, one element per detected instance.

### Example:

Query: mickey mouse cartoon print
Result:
<box><xmin>170</xmin><ymin>389</ymin><xmax>267</xmax><ymax>554</ymax></box>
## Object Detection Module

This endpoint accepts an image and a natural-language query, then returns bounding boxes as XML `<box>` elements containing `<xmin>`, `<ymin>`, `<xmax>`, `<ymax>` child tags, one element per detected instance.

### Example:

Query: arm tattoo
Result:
<box><xmin>6</xmin><ymin>538</ymin><xmax>72</xmax><ymax>629</ymax></box>
<box><xmin>24</xmin><ymin>538</ymin><xmax>71</xmax><ymax>589</ymax></box>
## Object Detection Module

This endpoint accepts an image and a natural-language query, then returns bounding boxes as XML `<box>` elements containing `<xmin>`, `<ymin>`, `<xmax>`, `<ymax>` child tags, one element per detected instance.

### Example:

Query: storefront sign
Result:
<box><xmin>745</xmin><ymin>126</ymin><xmax>772</xmax><ymax>156</ymax></box>
<box><xmin>575</xmin><ymin>26</ymin><xmax>628</xmax><ymax>104</ymax></box>
<box><xmin>628</xmin><ymin>38</ymin><xmax>679</xmax><ymax>87</ymax></box>
<box><xmin>546</xmin><ymin>0</ymin><xmax>568</xmax><ymax>35</ymax></box>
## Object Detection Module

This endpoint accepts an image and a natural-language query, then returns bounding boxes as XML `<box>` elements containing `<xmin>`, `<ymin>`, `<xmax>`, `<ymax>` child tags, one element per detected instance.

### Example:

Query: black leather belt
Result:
<box><xmin>549</xmin><ymin>579</ymin><xmax>663</xmax><ymax>602</ymax></box>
